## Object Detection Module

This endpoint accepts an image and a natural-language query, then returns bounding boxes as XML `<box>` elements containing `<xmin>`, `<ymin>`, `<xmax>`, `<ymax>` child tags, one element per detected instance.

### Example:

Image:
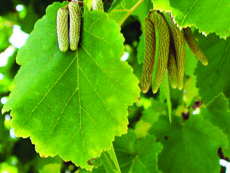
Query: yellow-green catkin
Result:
<box><xmin>141</xmin><ymin>13</ymin><xmax>156</xmax><ymax>93</ymax></box>
<box><xmin>69</xmin><ymin>1</ymin><xmax>81</xmax><ymax>51</ymax></box>
<box><xmin>167</xmin><ymin>47</ymin><xmax>178</xmax><ymax>89</ymax></box>
<box><xmin>150</xmin><ymin>11</ymin><xmax>170</xmax><ymax>94</ymax></box>
<box><xmin>183</xmin><ymin>27</ymin><xmax>208</xmax><ymax>66</ymax></box>
<box><xmin>169</xmin><ymin>14</ymin><xmax>186</xmax><ymax>90</ymax></box>
<box><xmin>92</xmin><ymin>0</ymin><xmax>104</xmax><ymax>11</ymax></box>
<box><xmin>57</xmin><ymin>8</ymin><xmax>69</xmax><ymax>52</ymax></box>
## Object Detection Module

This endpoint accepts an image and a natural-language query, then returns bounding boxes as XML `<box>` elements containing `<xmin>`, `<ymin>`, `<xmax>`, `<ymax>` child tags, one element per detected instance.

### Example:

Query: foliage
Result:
<box><xmin>0</xmin><ymin>0</ymin><xmax>230</xmax><ymax>172</ymax></box>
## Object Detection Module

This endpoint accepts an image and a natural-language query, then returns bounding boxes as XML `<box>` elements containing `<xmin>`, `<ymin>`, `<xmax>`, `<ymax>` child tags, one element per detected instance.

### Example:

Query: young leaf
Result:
<box><xmin>3</xmin><ymin>2</ymin><xmax>140</xmax><ymax>170</ymax></box>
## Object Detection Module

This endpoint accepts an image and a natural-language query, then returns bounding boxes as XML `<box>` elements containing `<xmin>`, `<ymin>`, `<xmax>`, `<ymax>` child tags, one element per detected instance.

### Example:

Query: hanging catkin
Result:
<box><xmin>141</xmin><ymin>14</ymin><xmax>156</xmax><ymax>93</ymax></box>
<box><xmin>150</xmin><ymin>11</ymin><xmax>170</xmax><ymax>94</ymax></box>
<box><xmin>167</xmin><ymin>47</ymin><xmax>178</xmax><ymax>89</ymax></box>
<box><xmin>169</xmin><ymin>14</ymin><xmax>186</xmax><ymax>90</ymax></box>
<box><xmin>183</xmin><ymin>27</ymin><xmax>208</xmax><ymax>66</ymax></box>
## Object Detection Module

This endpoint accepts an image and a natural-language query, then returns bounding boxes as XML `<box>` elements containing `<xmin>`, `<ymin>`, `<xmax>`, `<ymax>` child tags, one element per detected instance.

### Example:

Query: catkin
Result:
<box><xmin>183</xmin><ymin>27</ymin><xmax>208</xmax><ymax>66</ymax></box>
<box><xmin>167</xmin><ymin>47</ymin><xmax>178</xmax><ymax>89</ymax></box>
<box><xmin>141</xmin><ymin>15</ymin><xmax>156</xmax><ymax>93</ymax></box>
<box><xmin>69</xmin><ymin>1</ymin><xmax>81</xmax><ymax>51</ymax></box>
<box><xmin>57</xmin><ymin>8</ymin><xmax>69</xmax><ymax>52</ymax></box>
<box><xmin>169</xmin><ymin>14</ymin><xmax>186</xmax><ymax>90</ymax></box>
<box><xmin>92</xmin><ymin>0</ymin><xmax>104</xmax><ymax>11</ymax></box>
<box><xmin>150</xmin><ymin>11</ymin><xmax>170</xmax><ymax>94</ymax></box>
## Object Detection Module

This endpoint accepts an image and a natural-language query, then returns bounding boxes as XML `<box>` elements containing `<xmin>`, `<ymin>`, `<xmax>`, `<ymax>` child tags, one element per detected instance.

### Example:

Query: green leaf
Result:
<box><xmin>3</xmin><ymin>2</ymin><xmax>140</xmax><ymax>170</ymax></box>
<box><xmin>39</xmin><ymin>163</ymin><xmax>61</xmax><ymax>173</ymax></box>
<box><xmin>108</xmin><ymin>0</ymin><xmax>146</xmax><ymax>26</ymax></box>
<box><xmin>0</xmin><ymin>113</ymin><xmax>9</xmax><ymax>142</ymax></box>
<box><xmin>114</xmin><ymin>130</ymin><xmax>163</xmax><ymax>173</ymax></box>
<box><xmin>183</xmin><ymin>44</ymin><xmax>199</xmax><ymax>106</ymax></box>
<box><xmin>92</xmin><ymin>146</ymin><xmax>121</xmax><ymax>173</ymax></box>
<box><xmin>183</xmin><ymin>74</ymin><xmax>199</xmax><ymax>107</ymax></box>
<box><xmin>86</xmin><ymin>0</ymin><xmax>94</xmax><ymax>10</ymax></box>
<box><xmin>135</xmin><ymin>99</ymin><xmax>167</xmax><ymax>138</ymax></box>
<box><xmin>184</xmin><ymin>44</ymin><xmax>198</xmax><ymax>76</ymax></box>
<box><xmin>132</xmin><ymin>0</ymin><xmax>153</xmax><ymax>25</ymax></box>
<box><xmin>0</xmin><ymin>162</ymin><xmax>17</xmax><ymax>173</ymax></box>
<box><xmin>149</xmin><ymin>115</ymin><xmax>228</xmax><ymax>173</ymax></box>
<box><xmin>152</xmin><ymin>0</ymin><xmax>230</xmax><ymax>39</ymax></box>
<box><xmin>201</xmin><ymin>93</ymin><xmax>230</xmax><ymax>156</ymax></box>
<box><xmin>195</xmin><ymin>33</ymin><xmax>230</xmax><ymax>104</ymax></box>
<box><xmin>98</xmin><ymin>149</ymin><xmax>120</xmax><ymax>173</ymax></box>
<box><xmin>0</xmin><ymin>17</ymin><xmax>13</xmax><ymax>51</ymax></box>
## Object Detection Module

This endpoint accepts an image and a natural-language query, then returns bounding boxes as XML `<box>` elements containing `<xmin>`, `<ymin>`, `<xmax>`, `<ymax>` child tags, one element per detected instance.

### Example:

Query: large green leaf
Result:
<box><xmin>149</xmin><ymin>115</ymin><xmax>228</xmax><ymax>173</ymax></box>
<box><xmin>152</xmin><ymin>0</ymin><xmax>230</xmax><ymax>39</ymax></box>
<box><xmin>114</xmin><ymin>130</ymin><xmax>163</xmax><ymax>173</ymax></box>
<box><xmin>2</xmin><ymin>2</ymin><xmax>140</xmax><ymax>170</ymax></box>
<box><xmin>195</xmin><ymin>33</ymin><xmax>230</xmax><ymax>104</ymax></box>
<box><xmin>201</xmin><ymin>93</ymin><xmax>230</xmax><ymax>156</ymax></box>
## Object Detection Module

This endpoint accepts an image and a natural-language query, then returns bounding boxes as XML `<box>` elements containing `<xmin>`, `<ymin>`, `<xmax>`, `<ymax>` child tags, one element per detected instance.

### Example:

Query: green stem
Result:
<box><xmin>101</xmin><ymin>145</ymin><xmax>121</xmax><ymax>173</ymax></box>
<box><xmin>119</xmin><ymin>0</ymin><xmax>145</xmax><ymax>26</ymax></box>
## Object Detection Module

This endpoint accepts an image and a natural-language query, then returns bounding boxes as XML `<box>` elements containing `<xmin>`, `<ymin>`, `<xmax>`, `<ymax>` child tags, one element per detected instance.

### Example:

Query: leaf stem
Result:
<box><xmin>102</xmin><ymin>145</ymin><xmax>121</xmax><ymax>172</ymax></box>
<box><xmin>119</xmin><ymin>0</ymin><xmax>145</xmax><ymax>26</ymax></box>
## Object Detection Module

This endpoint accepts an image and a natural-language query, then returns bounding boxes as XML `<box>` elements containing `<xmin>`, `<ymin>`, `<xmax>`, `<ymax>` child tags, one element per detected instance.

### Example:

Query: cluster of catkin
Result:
<box><xmin>57</xmin><ymin>0</ymin><xmax>103</xmax><ymax>52</ymax></box>
<box><xmin>57</xmin><ymin>1</ymin><xmax>81</xmax><ymax>52</ymax></box>
<box><xmin>141</xmin><ymin>10</ymin><xmax>208</xmax><ymax>94</ymax></box>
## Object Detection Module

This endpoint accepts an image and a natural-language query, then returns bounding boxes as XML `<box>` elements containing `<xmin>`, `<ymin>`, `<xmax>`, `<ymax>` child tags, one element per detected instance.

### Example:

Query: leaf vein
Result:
<box><xmin>79</xmin><ymin>66</ymin><xmax>119</xmax><ymax>124</ymax></box>
<box><xmin>16</xmin><ymin>56</ymin><xmax>77</xmax><ymax>134</ymax></box>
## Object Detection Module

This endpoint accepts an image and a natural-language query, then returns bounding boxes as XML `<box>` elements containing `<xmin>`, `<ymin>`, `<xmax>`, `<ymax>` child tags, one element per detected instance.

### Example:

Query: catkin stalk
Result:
<box><xmin>69</xmin><ymin>1</ymin><xmax>81</xmax><ymax>51</ymax></box>
<box><xmin>57</xmin><ymin>8</ymin><xmax>69</xmax><ymax>52</ymax></box>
